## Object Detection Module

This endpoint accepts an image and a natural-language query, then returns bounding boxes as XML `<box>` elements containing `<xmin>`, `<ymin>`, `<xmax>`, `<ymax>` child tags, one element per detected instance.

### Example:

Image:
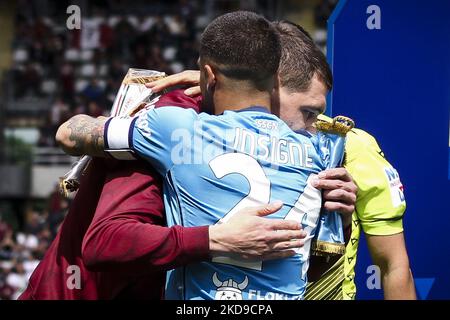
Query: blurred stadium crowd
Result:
<box><xmin>0</xmin><ymin>0</ymin><xmax>337</xmax><ymax>299</ymax></box>
<box><xmin>0</xmin><ymin>187</ymin><xmax>68</xmax><ymax>299</ymax></box>
<box><xmin>10</xmin><ymin>0</ymin><xmax>202</xmax><ymax>147</ymax></box>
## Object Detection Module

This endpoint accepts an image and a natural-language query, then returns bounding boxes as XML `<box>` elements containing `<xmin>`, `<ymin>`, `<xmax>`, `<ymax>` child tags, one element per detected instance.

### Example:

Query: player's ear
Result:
<box><xmin>204</xmin><ymin>64</ymin><xmax>216</xmax><ymax>89</ymax></box>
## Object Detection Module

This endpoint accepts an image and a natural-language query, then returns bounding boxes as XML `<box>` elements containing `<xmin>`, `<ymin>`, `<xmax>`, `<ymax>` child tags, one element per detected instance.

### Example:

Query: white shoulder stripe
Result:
<box><xmin>106</xmin><ymin>117</ymin><xmax>135</xmax><ymax>150</ymax></box>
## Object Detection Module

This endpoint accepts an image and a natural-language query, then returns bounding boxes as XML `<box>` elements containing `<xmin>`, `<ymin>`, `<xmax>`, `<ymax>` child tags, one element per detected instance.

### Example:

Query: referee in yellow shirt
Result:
<box><xmin>273</xmin><ymin>21</ymin><xmax>416</xmax><ymax>300</ymax></box>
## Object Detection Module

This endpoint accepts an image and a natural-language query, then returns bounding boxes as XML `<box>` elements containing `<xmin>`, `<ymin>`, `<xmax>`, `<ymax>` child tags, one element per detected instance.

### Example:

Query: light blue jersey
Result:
<box><xmin>104</xmin><ymin>106</ymin><xmax>325</xmax><ymax>300</ymax></box>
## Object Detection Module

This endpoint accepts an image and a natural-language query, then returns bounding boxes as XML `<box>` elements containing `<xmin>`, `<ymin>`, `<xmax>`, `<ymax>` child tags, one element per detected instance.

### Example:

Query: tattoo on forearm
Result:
<box><xmin>66</xmin><ymin>115</ymin><xmax>106</xmax><ymax>156</ymax></box>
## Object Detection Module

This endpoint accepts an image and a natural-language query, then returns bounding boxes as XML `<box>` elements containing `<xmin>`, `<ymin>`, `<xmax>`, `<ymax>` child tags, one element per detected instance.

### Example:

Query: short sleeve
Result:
<box><xmin>104</xmin><ymin>107</ymin><xmax>198</xmax><ymax>175</ymax></box>
<box><xmin>345</xmin><ymin>129</ymin><xmax>406</xmax><ymax>236</ymax></box>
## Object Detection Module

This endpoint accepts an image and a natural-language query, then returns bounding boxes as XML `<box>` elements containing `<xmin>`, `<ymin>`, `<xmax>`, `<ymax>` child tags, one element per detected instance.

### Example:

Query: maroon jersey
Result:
<box><xmin>19</xmin><ymin>90</ymin><xmax>209</xmax><ymax>300</ymax></box>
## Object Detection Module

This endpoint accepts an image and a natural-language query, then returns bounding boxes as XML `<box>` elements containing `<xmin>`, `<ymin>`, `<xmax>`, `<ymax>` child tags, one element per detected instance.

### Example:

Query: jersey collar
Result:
<box><xmin>227</xmin><ymin>106</ymin><xmax>313</xmax><ymax>137</ymax></box>
<box><xmin>294</xmin><ymin>129</ymin><xmax>313</xmax><ymax>138</ymax></box>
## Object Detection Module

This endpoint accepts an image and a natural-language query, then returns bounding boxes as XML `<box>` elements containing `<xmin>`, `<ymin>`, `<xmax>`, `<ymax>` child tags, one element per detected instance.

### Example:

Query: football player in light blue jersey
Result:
<box><xmin>56</xmin><ymin>11</ymin><xmax>326</xmax><ymax>300</ymax></box>
<box><xmin>110</xmin><ymin>105</ymin><xmax>325</xmax><ymax>300</ymax></box>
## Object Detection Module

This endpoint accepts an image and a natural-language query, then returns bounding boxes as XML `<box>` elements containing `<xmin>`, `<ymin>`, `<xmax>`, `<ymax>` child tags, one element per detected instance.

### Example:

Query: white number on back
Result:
<box><xmin>209</xmin><ymin>153</ymin><xmax>321</xmax><ymax>271</ymax></box>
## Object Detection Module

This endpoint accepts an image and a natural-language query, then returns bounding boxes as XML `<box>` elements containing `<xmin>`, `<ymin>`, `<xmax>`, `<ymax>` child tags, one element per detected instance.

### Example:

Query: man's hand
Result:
<box><xmin>209</xmin><ymin>201</ymin><xmax>306</xmax><ymax>261</ymax></box>
<box><xmin>146</xmin><ymin>70</ymin><xmax>201</xmax><ymax>96</ymax></box>
<box><xmin>312</xmin><ymin>168</ymin><xmax>357</xmax><ymax>228</ymax></box>
<box><xmin>56</xmin><ymin>114</ymin><xmax>108</xmax><ymax>157</ymax></box>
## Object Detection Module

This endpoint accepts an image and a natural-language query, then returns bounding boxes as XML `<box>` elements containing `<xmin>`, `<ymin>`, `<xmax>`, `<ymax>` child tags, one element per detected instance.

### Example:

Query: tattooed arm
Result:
<box><xmin>56</xmin><ymin>114</ymin><xmax>108</xmax><ymax>157</ymax></box>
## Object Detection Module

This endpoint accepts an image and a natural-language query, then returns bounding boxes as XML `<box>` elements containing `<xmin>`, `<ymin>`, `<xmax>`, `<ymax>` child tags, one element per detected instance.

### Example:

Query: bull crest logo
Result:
<box><xmin>212</xmin><ymin>272</ymin><xmax>249</xmax><ymax>300</ymax></box>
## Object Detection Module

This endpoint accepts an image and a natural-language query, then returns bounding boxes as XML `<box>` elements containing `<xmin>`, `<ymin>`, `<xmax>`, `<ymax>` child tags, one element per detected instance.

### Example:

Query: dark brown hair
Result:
<box><xmin>200</xmin><ymin>11</ymin><xmax>281</xmax><ymax>88</ymax></box>
<box><xmin>273</xmin><ymin>20</ymin><xmax>333</xmax><ymax>92</ymax></box>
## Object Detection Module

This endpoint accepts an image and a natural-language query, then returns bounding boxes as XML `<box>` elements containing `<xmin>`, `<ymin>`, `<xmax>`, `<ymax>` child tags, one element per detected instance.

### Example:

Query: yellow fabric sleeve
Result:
<box><xmin>345</xmin><ymin>128</ymin><xmax>406</xmax><ymax>235</ymax></box>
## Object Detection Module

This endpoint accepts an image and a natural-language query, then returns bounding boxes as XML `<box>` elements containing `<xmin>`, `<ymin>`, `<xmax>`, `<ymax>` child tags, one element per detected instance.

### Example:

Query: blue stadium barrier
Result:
<box><xmin>327</xmin><ymin>0</ymin><xmax>450</xmax><ymax>299</ymax></box>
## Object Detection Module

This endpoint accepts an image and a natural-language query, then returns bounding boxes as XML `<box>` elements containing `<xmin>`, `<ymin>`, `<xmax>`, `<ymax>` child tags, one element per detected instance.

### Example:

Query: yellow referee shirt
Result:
<box><xmin>305</xmin><ymin>115</ymin><xmax>406</xmax><ymax>300</ymax></box>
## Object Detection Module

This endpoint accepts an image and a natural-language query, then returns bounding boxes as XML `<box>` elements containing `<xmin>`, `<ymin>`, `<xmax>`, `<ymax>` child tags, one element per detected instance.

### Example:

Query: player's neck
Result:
<box><xmin>213</xmin><ymin>90</ymin><xmax>272</xmax><ymax>115</ymax></box>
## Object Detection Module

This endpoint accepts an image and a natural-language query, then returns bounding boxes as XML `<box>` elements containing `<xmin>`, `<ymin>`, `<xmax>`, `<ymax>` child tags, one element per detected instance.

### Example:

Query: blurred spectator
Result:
<box><xmin>23</xmin><ymin>252</ymin><xmax>40</xmax><ymax>281</ymax></box>
<box><xmin>113</xmin><ymin>17</ymin><xmax>136</xmax><ymax>62</ymax></box>
<box><xmin>50</xmin><ymin>97</ymin><xmax>70</xmax><ymax>135</ymax></box>
<box><xmin>59</xmin><ymin>62</ymin><xmax>75</xmax><ymax>101</ymax></box>
<box><xmin>32</xmin><ymin>17</ymin><xmax>51</xmax><ymax>43</ymax></box>
<box><xmin>16</xmin><ymin>232</ymin><xmax>39</xmax><ymax>254</ymax></box>
<box><xmin>0</xmin><ymin>217</ymin><xmax>11</xmax><ymax>243</ymax></box>
<box><xmin>0</xmin><ymin>276</ymin><xmax>15</xmax><ymax>300</ymax></box>
<box><xmin>48</xmin><ymin>198</ymin><xmax>68</xmax><ymax>238</ymax></box>
<box><xmin>177</xmin><ymin>41</ymin><xmax>198</xmax><ymax>69</ymax></box>
<box><xmin>5</xmin><ymin>260</ymin><xmax>28</xmax><ymax>300</ymax></box>
<box><xmin>14</xmin><ymin>62</ymin><xmax>43</xmax><ymax>98</ymax></box>
<box><xmin>100</xmin><ymin>20</ymin><xmax>115</xmax><ymax>49</ymax></box>
<box><xmin>47</xmin><ymin>184</ymin><xmax>64</xmax><ymax>214</ymax></box>
<box><xmin>35</xmin><ymin>227</ymin><xmax>52</xmax><ymax>258</ymax></box>
<box><xmin>133</xmin><ymin>43</ymin><xmax>148</xmax><ymax>69</ymax></box>
<box><xmin>109</xmin><ymin>58</ymin><xmax>127</xmax><ymax>82</ymax></box>
<box><xmin>73</xmin><ymin>95</ymin><xmax>89</xmax><ymax>115</ymax></box>
<box><xmin>87</xmin><ymin>101</ymin><xmax>105</xmax><ymax>117</ymax></box>
<box><xmin>103</xmin><ymin>78</ymin><xmax>122</xmax><ymax>107</ymax></box>
<box><xmin>81</xmin><ymin>17</ymin><xmax>101</xmax><ymax>50</ymax></box>
<box><xmin>0</xmin><ymin>204</ymin><xmax>66</xmax><ymax>299</ymax></box>
<box><xmin>82</xmin><ymin>78</ymin><xmax>104</xmax><ymax>103</ymax></box>
<box><xmin>24</xmin><ymin>211</ymin><xmax>45</xmax><ymax>236</ymax></box>
<box><xmin>166</xmin><ymin>14</ymin><xmax>187</xmax><ymax>38</ymax></box>
<box><xmin>0</xmin><ymin>227</ymin><xmax>16</xmax><ymax>260</ymax></box>
<box><xmin>37</xmin><ymin>127</ymin><xmax>54</xmax><ymax>147</ymax></box>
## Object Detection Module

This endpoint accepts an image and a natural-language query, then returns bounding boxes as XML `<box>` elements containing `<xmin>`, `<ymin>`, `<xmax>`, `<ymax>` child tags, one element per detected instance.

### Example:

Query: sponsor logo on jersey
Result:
<box><xmin>212</xmin><ymin>273</ymin><xmax>248</xmax><ymax>300</ymax></box>
<box><xmin>384</xmin><ymin>167</ymin><xmax>405</xmax><ymax>207</ymax></box>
